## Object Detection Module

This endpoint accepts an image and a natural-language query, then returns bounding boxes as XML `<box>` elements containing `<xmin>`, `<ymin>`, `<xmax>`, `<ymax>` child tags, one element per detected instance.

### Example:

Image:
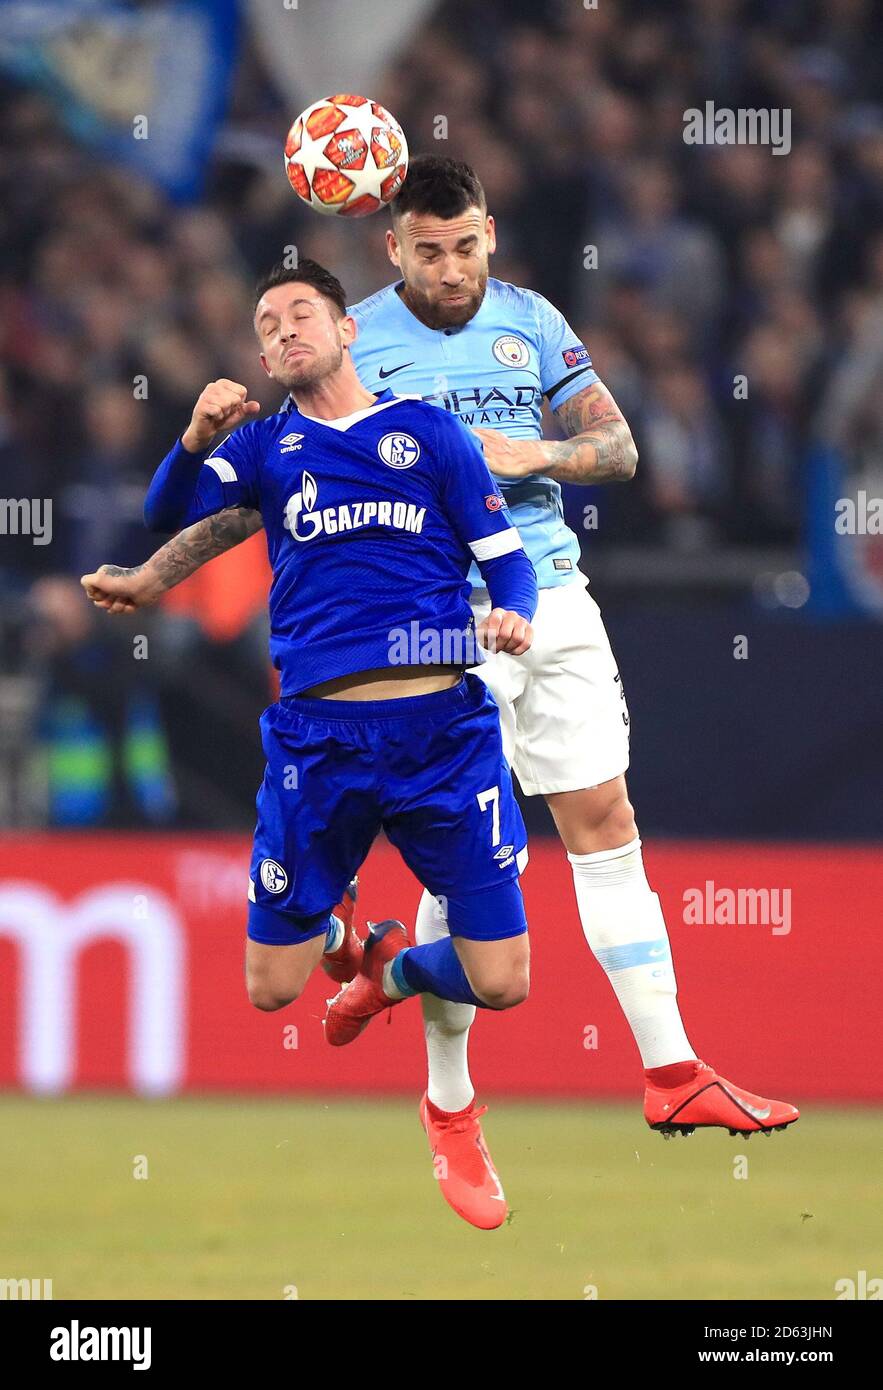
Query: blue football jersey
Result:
<box><xmin>349</xmin><ymin>277</ymin><xmax>599</xmax><ymax>590</ymax></box>
<box><xmin>155</xmin><ymin>390</ymin><xmax>536</xmax><ymax>695</ymax></box>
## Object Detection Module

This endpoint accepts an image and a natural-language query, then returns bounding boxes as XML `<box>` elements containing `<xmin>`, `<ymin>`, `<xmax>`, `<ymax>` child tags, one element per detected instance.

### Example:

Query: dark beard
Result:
<box><xmin>400</xmin><ymin>272</ymin><xmax>488</xmax><ymax>330</ymax></box>
<box><xmin>276</xmin><ymin>342</ymin><xmax>343</xmax><ymax>392</ymax></box>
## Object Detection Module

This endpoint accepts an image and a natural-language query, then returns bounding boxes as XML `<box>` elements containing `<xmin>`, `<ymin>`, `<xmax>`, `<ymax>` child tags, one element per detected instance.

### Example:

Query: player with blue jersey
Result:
<box><xmin>132</xmin><ymin>259</ymin><xmax>540</xmax><ymax>1066</ymax></box>
<box><xmin>83</xmin><ymin>157</ymin><xmax>798</xmax><ymax>1233</ymax></box>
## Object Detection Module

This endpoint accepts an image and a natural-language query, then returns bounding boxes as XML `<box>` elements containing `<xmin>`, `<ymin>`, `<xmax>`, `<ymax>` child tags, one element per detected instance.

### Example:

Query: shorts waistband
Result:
<box><xmin>281</xmin><ymin>675</ymin><xmax>475</xmax><ymax>721</ymax></box>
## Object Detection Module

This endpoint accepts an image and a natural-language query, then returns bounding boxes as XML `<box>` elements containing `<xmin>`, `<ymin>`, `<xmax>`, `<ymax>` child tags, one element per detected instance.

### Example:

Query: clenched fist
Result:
<box><xmin>80</xmin><ymin>563</ymin><xmax>165</xmax><ymax>613</ymax></box>
<box><xmin>182</xmin><ymin>379</ymin><xmax>261</xmax><ymax>453</ymax></box>
<box><xmin>476</xmin><ymin>608</ymin><xmax>532</xmax><ymax>656</ymax></box>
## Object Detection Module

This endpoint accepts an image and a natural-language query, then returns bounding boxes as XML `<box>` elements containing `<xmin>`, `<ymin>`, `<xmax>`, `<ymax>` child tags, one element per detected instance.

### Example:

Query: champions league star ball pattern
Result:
<box><xmin>284</xmin><ymin>94</ymin><xmax>408</xmax><ymax>217</ymax></box>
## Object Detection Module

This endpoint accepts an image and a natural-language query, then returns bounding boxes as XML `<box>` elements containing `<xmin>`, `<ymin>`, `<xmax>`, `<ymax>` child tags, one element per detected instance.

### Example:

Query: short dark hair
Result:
<box><xmin>390</xmin><ymin>154</ymin><xmax>486</xmax><ymax>223</ymax></box>
<box><xmin>252</xmin><ymin>258</ymin><xmax>347</xmax><ymax>318</ymax></box>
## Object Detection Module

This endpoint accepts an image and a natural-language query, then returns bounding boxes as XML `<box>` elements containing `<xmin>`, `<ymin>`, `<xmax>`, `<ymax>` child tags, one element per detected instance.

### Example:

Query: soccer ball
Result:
<box><xmin>284</xmin><ymin>94</ymin><xmax>408</xmax><ymax>217</ymax></box>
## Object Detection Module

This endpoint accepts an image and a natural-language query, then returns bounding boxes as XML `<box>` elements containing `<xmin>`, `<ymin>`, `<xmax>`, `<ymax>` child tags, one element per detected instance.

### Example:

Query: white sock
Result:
<box><xmin>416</xmin><ymin>889</ymin><xmax>476</xmax><ymax>1112</ymax></box>
<box><xmin>382</xmin><ymin>958</ymin><xmax>408</xmax><ymax>1001</ymax></box>
<box><xmin>569</xmin><ymin>837</ymin><xmax>697</xmax><ymax>1069</ymax></box>
<box><xmin>324</xmin><ymin>914</ymin><xmax>344</xmax><ymax>954</ymax></box>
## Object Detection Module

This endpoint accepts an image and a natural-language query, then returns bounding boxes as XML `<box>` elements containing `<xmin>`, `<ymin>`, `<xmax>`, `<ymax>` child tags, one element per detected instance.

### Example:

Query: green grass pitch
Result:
<box><xmin>1</xmin><ymin>1096</ymin><xmax>880</xmax><ymax>1300</ymax></box>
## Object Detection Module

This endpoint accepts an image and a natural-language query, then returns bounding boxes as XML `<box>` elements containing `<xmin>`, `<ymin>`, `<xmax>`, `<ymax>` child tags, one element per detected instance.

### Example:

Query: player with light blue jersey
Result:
<box><xmin>83</xmin><ymin>157</ymin><xmax>799</xmax><ymax>1233</ymax></box>
<box><xmin>349</xmin><ymin>275</ymin><xmax>597</xmax><ymax>590</ymax></box>
<box><xmin>353</xmin><ymin>161</ymin><xmax>795</xmax><ymax>1199</ymax></box>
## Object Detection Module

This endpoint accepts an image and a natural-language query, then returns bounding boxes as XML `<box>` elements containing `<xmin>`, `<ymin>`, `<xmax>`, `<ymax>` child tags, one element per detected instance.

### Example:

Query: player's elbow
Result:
<box><xmin>143</xmin><ymin>478</ymin><xmax>189</xmax><ymax>532</ymax></box>
<box><xmin>621</xmin><ymin>433</ymin><xmax>638</xmax><ymax>481</ymax></box>
<box><xmin>143</xmin><ymin>496</ymin><xmax>175</xmax><ymax>533</ymax></box>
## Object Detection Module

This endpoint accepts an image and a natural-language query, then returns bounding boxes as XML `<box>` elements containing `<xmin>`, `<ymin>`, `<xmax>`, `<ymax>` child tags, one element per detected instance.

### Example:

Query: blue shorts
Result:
<box><xmin>247</xmin><ymin>673</ymin><xmax>527</xmax><ymax>946</ymax></box>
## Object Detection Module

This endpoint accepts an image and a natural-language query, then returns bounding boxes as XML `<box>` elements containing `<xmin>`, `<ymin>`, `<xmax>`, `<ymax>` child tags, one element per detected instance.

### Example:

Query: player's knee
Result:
<box><xmin>476</xmin><ymin>963</ymin><xmax>530</xmax><ymax>1010</ymax></box>
<box><xmin>592</xmin><ymin>789</ymin><xmax>637</xmax><ymax>845</ymax></box>
<box><xmin>247</xmin><ymin>978</ymin><xmax>303</xmax><ymax>1011</ymax></box>
<box><xmin>608</xmin><ymin>801</ymin><xmax>638</xmax><ymax>845</ymax></box>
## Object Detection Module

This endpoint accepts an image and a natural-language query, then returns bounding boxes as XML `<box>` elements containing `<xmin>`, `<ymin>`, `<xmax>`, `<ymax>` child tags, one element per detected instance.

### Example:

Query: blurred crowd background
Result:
<box><xmin>0</xmin><ymin>0</ymin><xmax>881</xmax><ymax>831</ymax></box>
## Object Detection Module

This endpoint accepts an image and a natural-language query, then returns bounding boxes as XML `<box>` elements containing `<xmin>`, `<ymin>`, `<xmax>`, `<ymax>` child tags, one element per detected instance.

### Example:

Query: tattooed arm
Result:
<box><xmin>545</xmin><ymin>381</ymin><xmax>639</xmax><ymax>483</ymax></box>
<box><xmin>472</xmin><ymin>381</ymin><xmax>638</xmax><ymax>484</ymax></box>
<box><xmin>81</xmin><ymin>507</ymin><xmax>264</xmax><ymax>613</ymax></box>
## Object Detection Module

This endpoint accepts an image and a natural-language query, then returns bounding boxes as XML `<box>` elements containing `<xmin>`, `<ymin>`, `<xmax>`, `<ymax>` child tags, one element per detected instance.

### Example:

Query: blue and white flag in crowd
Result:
<box><xmin>0</xmin><ymin>0</ymin><xmax>239</xmax><ymax>201</ymax></box>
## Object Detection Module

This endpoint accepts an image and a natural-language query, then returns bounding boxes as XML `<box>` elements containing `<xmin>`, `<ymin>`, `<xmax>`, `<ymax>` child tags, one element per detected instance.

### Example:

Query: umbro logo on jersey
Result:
<box><xmin>378</xmin><ymin>362</ymin><xmax>414</xmax><ymax>379</ymax></box>
<box><xmin>279</xmin><ymin>432</ymin><xmax>304</xmax><ymax>453</ymax></box>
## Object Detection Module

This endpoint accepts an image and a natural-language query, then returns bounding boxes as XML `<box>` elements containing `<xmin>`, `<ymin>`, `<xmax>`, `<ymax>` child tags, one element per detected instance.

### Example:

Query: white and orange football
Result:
<box><xmin>284</xmin><ymin>94</ymin><xmax>408</xmax><ymax>217</ymax></box>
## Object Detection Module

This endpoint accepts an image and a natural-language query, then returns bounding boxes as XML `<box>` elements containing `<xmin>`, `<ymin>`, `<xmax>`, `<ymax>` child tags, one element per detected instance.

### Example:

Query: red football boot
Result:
<box><xmin>321</xmin><ymin>878</ymin><xmax>362</xmax><ymax>984</ymax></box>
<box><xmin>645</xmin><ymin>1060</ymin><xmax>800</xmax><ymax>1138</ymax></box>
<box><xmin>324</xmin><ymin>920</ymin><xmax>411</xmax><ymax>1046</ymax></box>
<box><xmin>419</xmin><ymin>1093</ymin><xmax>508</xmax><ymax>1230</ymax></box>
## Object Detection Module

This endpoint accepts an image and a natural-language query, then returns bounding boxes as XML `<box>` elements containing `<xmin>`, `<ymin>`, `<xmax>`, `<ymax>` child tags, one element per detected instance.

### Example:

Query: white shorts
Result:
<box><xmin>470</xmin><ymin>576</ymin><xmax>630</xmax><ymax>797</ymax></box>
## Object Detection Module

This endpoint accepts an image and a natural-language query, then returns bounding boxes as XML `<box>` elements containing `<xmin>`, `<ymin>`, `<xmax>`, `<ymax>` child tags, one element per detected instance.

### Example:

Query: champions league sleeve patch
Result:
<box><xmin>562</xmin><ymin>345</ymin><xmax>591</xmax><ymax>368</ymax></box>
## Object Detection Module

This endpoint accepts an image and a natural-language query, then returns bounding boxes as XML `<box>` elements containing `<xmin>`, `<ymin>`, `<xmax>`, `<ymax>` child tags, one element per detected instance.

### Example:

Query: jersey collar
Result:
<box><xmin>283</xmin><ymin>387</ymin><xmax>399</xmax><ymax>431</ymax></box>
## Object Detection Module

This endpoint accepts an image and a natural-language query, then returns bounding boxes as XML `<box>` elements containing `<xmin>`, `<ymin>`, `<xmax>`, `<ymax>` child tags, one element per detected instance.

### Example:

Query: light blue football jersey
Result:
<box><xmin>349</xmin><ymin>277</ymin><xmax>599</xmax><ymax>590</ymax></box>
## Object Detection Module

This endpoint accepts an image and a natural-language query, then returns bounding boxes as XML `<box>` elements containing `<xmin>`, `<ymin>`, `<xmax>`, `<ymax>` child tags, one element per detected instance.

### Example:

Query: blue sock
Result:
<box><xmin>391</xmin><ymin>938</ymin><xmax>486</xmax><ymax>1007</ymax></box>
